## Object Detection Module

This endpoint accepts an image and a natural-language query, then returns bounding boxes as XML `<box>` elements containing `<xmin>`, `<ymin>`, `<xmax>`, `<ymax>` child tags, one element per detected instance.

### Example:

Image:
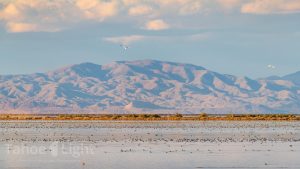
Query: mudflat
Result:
<box><xmin>0</xmin><ymin>121</ymin><xmax>299</xmax><ymax>169</ymax></box>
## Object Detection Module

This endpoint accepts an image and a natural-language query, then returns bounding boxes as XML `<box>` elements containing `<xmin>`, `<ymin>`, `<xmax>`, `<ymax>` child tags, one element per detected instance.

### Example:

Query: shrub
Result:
<box><xmin>150</xmin><ymin>114</ymin><xmax>161</xmax><ymax>118</ymax></box>
<box><xmin>226</xmin><ymin>114</ymin><xmax>234</xmax><ymax>118</ymax></box>
<box><xmin>199</xmin><ymin>113</ymin><xmax>208</xmax><ymax>118</ymax></box>
<box><xmin>174</xmin><ymin>113</ymin><xmax>183</xmax><ymax>118</ymax></box>
<box><xmin>112</xmin><ymin>115</ymin><xmax>121</xmax><ymax>120</ymax></box>
<box><xmin>127</xmin><ymin>114</ymin><xmax>138</xmax><ymax>118</ymax></box>
<box><xmin>139</xmin><ymin>114</ymin><xmax>150</xmax><ymax>118</ymax></box>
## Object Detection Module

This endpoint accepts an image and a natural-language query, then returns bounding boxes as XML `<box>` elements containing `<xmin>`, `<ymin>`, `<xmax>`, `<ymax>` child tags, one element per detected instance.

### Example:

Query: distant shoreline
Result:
<box><xmin>1</xmin><ymin>114</ymin><xmax>299</xmax><ymax>121</ymax></box>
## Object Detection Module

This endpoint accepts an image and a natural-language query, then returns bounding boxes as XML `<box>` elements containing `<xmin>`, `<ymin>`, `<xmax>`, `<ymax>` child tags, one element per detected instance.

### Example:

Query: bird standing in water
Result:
<box><xmin>81</xmin><ymin>161</ymin><xmax>86</xmax><ymax>169</ymax></box>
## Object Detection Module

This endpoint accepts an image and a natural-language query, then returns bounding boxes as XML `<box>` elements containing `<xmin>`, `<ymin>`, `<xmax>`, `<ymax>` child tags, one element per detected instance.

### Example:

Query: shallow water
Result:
<box><xmin>0</xmin><ymin>121</ymin><xmax>300</xmax><ymax>169</ymax></box>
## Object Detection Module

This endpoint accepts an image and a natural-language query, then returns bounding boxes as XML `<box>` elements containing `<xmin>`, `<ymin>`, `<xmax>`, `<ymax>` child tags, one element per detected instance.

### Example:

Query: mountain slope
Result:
<box><xmin>1</xmin><ymin>60</ymin><xmax>300</xmax><ymax>114</ymax></box>
<box><xmin>283</xmin><ymin>71</ymin><xmax>300</xmax><ymax>85</ymax></box>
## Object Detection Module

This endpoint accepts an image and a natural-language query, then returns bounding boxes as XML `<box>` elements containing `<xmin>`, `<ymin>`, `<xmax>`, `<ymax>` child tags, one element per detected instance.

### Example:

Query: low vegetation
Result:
<box><xmin>0</xmin><ymin>113</ymin><xmax>300</xmax><ymax>121</ymax></box>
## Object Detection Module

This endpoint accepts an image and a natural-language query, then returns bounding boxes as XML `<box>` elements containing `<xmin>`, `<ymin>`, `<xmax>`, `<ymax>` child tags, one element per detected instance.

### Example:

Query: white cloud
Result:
<box><xmin>187</xmin><ymin>33</ymin><xmax>211</xmax><ymax>41</ymax></box>
<box><xmin>6</xmin><ymin>22</ymin><xmax>37</xmax><ymax>33</ymax></box>
<box><xmin>217</xmin><ymin>0</ymin><xmax>241</xmax><ymax>9</ymax></box>
<box><xmin>122</xmin><ymin>0</ymin><xmax>139</xmax><ymax>6</ymax></box>
<box><xmin>154</xmin><ymin>0</ymin><xmax>194</xmax><ymax>7</ymax></box>
<box><xmin>153</xmin><ymin>0</ymin><xmax>205</xmax><ymax>16</ymax></box>
<box><xmin>1</xmin><ymin>0</ymin><xmax>300</xmax><ymax>33</ymax></box>
<box><xmin>104</xmin><ymin>35</ymin><xmax>145</xmax><ymax>45</ymax></box>
<box><xmin>0</xmin><ymin>0</ymin><xmax>119</xmax><ymax>33</ymax></box>
<box><xmin>76</xmin><ymin>0</ymin><xmax>119</xmax><ymax>21</ymax></box>
<box><xmin>0</xmin><ymin>0</ymin><xmax>81</xmax><ymax>32</ymax></box>
<box><xmin>128</xmin><ymin>5</ymin><xmax>152</xmax><ymax>16</ymax></box>
<box><xmin>0</xmin><ymin>3</ymin><xmax>22</xmax><ymax>20</ymax></box>
<box><xmin>144</xmin><ymin>19</ymin><xmax>169</xmax><ymax>30</ymax></box>
<box><xmin>103</xmin><ymin>33</ymin><xmax>211</xmax><ymax>45</ymax></box>
<box><xmin>153</xmin><ymin>33</ymin><xmax>212</xmax><ymax>42</ymax></box>
<box><xmin>179</xmin><ymin>1</ymin><xmax>203</xmax><ymax>15</ymax></box>
<box><xmin>241</xmin><ymin>0</ymin><xmax>300</xmax><ymax>14</ymax></box>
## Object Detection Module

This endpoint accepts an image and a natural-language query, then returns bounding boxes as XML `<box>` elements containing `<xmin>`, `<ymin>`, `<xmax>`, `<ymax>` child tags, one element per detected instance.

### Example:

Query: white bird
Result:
<box><xmin>120</xmin><ymin>44</ymin><xmax>129</xmax><ymax>51</ymax></box>
<box><xmin>267</xmin><ymin>64</ymin><xmax>276</xmax><ymax>69</ymax></box>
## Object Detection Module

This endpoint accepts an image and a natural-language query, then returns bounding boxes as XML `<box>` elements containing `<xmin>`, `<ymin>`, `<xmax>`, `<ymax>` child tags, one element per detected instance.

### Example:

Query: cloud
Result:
<box><xmin>0</xmin><ymin>0</ymin><xmax>81</xmax><ymax>32</ymax></box>
<box><xmin>0</xmin><ymin>0</ymin><xmax>119</xmax><ymax>33</ymax></box>
<box><xmin>122</xmin><ymin>0</ymin><xmax>139</xmax><ymax>6</ymax></box>
<box><xmin>179</xmin><ymin>1</ymin><xmax>203</xmax><ymax>15</ymax></box>
<box><xmin>103</xmin><ymin>33</ymin><xmax>211</xmax><ymax>45</ymax></box>
<box><xmin>76</xmin><ymin>0</ymin><xmax>118</xmax><ymax>21</ymax></box>
<box><xmin>153</xmin><ymin>0</ymin><xmax>204</xmax><ymax>15</ymax></box>
<box><xmin>144</xmin><ymin>19</ymin><xmax>170</xmax><ymax>30</ymax></box>
<box><xmin>241</xmin><ymin>0</ymin><xmax>300</xmax><ymax>14</ymax></box>
<box><xmin>6</xmin><ymin>22</ymin><xmax>37</xmax><ymax>33</ymax></box>
<box><xmin>104</xmin><ymin>35</ymin><xmax>145</xmax><ymax>45</ymax></box>
<box><xmin>154</xmin><ymin>33</ymin><xmax>212</xmax><ymax>42</ymax></box>
<box><xmin>0</xmin><ymin>3</ymin><xmax>22</xmax><ymax>20</ymax></box>
<box><xmin>1</xmin><ymin>0</ymin><xmax>300</xmax><ymax>33</ymax></box>
<box><xmin>187</xmin><ymin>33</ymin><xmax>211</xmax><ymax>41</ymax></box>
<box><xmin>217</xmin><ymin>0</ymin><xmax>241</xmax><ymax>9</ymax></box>
<box><xmin>154</xmin><ymin>0</ymin><xmax>195</xmax><ymax>6</ymax></box>
<box><xmin>128</xmin><ymin>5</ymin><xmax>153</xmax><ymax>16</ymax></box>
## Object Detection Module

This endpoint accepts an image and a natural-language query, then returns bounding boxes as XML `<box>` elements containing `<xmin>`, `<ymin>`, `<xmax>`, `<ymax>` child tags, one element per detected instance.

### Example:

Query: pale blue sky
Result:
<box><xmin>0</xmin><ymin>0</ymin><xmax>300</xmax><ymax>78</ymax></box>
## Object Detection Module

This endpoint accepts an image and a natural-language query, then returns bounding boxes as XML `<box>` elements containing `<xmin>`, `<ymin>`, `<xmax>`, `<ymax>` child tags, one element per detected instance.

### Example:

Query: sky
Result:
<box><xmin>0</xmin><ymin>0</ymin><xmax>300</xmax><ymax>78</ymax></box>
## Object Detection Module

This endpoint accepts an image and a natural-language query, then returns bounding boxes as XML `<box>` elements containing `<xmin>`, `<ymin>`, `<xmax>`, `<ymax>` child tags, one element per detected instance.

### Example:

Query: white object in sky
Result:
<box><xmin>267</xmin><ymin>64</ymin><xmax>276</xmax><ymax>69</ymax></box>
<box><xmin>120</xmin><ymin>44</ymin><xmax>129</xmax><ymax>51</ymax></box>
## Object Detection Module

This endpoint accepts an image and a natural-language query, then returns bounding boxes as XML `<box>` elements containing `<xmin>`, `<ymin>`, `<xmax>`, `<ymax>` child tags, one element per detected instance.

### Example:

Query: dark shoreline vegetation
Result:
<box><xmin>0</xmin><ymin>113</ymin><xmax>300</xmax><ymax>121</ymax></box>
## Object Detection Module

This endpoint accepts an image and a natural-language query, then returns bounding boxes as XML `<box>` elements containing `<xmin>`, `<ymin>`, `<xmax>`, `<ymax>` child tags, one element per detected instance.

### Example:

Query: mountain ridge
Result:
<box><xmin>1</xmin><ymin>60</ymin><xmax>300</xmax><ymax>114</ymax></box>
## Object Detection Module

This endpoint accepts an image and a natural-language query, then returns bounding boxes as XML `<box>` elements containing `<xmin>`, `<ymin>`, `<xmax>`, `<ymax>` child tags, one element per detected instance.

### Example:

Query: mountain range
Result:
<box><xmin>1</xmin><ymin>60</ymin><xmax>300</xmax><ymax>114</ymax></box>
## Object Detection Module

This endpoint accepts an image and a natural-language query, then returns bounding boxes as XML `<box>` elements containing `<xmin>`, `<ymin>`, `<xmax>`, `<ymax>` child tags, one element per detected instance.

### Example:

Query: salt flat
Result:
<box><xmin>0</xmin><ymin>121</ymin><xmax>299</xmax><ymax>169</ymax></box>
